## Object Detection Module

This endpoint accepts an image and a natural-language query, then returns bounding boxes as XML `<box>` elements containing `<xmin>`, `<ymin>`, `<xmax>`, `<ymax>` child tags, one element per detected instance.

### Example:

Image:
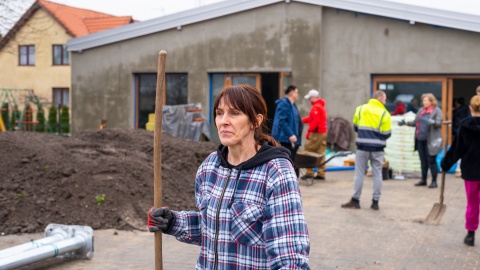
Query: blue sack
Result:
<box><xmin>436</xmin><ymin>146</ymin><xmax>456</xmax><ymax>174</ymax></box>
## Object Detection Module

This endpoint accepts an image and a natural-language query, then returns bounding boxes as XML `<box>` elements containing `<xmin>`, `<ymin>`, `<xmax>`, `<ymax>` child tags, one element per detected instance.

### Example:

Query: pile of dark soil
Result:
<box><xmin>0</xmin><ymin>129</ymin><xmax>217</xmax><ymax>235</ymax></box>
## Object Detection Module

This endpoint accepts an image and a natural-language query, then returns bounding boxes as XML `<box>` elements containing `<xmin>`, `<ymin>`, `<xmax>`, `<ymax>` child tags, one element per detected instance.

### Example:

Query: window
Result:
<box><xmin>166</xmin><ymin>74</ymin><xmax>188</xmax><ymax>105</ymax></box>
<box><xmin>19</xmin><ymin>45</ymin><xmax>35</xmax><ymax>66</ymax></box>
<box><xmin>136</xmin><ymin>73</ymin><xmax>188</xmax><ymax>128</ymax></box>
<box><xmin>53</xmin><ymin>45</ymin><xmax>69</xmax><ymax>65</ymax></box>
<box><xmin>52</xmin><ymin>88</ymin><xmax>69</xmax><ymax>106</ymax></box>
<box><xmin>375</xmin><ymin>80</ymin><xmax>443</xmax><ymax>113</ymax></box>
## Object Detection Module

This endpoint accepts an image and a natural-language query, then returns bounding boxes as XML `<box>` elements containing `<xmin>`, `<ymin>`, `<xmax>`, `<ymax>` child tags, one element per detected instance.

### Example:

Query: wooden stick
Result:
<box><xmin>154</xmin><ymin>50</ymin><xmax>167</xmax><ymax>270</ymax></box>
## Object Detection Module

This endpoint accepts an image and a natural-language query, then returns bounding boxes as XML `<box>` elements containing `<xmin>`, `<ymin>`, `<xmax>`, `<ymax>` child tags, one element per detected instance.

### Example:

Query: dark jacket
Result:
<box><xmin>406</xmin><ymin>106</ymin><xmax>443</xmax><ymax>156</ymax></box>
<box><xmin>327</xmin><ymin>117</ymin><xmax>351</xmax><ymax>151</ymax></box>
<box><xmin>441</xmin><ymin>117</ymin><xmax>480</xmax><ymax>180</ymax></box>
<box><xmin>452</xmin><ymin>104</ymin><xmax>470</xmax><ymax>133</ymax></box>
<box><xmin>271</xmin><ymin>97</ymin><xmax>302</xmax><ymax>145</ymax></box>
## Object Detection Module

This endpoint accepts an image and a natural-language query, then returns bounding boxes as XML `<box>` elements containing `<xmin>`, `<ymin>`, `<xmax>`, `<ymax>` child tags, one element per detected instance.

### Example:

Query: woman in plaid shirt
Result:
<box><xmin>149</xmin><ymin>84</ymin><xmax>310</xmax><ymax>269</ymax></box>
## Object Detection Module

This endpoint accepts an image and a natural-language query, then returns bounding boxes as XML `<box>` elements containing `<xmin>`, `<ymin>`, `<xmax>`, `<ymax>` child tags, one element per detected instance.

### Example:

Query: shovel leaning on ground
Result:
<box><xmin>425</xmin><ymin>171</ymin><xmax>447</xmax><ymax>225</ymax></box>
<box><xmin>425</xmin><ymin>120</ymin><xmax>451</xmax><ymax>225</ymax></box>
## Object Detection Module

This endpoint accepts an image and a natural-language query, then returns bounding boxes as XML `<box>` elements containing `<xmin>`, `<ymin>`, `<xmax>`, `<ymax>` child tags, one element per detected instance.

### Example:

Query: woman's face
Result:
<box><xmin>422</xmin><ymin>97</ymin><xmax>432</xmax><ymax>108</ymax></box>
<box><xmin>215</xmin><ymin>99</ymin><xmax>255</xmax><ymax>147</ymax></box>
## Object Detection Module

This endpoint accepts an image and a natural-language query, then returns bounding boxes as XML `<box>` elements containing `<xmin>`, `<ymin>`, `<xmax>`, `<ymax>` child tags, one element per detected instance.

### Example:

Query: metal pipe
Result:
<box><xmin>0</xmin><ymin>236</ymin><xmax>85</xmax><ymax>269</ymax></box>
<box><xmin>0</xmin><ymin>234</ymin><xmax>65</xmax><ymax>259</ymax></box>
<box><xmin>0</xmin><ymin>224</ymin><xmax>93</xmax><ymax>270</ymax></box>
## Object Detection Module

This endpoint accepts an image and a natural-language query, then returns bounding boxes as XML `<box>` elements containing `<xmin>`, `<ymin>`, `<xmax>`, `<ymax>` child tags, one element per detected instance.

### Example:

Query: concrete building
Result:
<box><xmin>67</xmin><ymin>0</ymin><xmax>480</xmax><ymax>143</ymax></box>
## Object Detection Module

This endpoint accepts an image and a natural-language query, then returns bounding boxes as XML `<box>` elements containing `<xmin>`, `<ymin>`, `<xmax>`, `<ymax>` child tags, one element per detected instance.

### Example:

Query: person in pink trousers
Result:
<box><xmin>441</xmin><ymin>95</ymin><xmax>480</xmax><ymax>246</ymax></box>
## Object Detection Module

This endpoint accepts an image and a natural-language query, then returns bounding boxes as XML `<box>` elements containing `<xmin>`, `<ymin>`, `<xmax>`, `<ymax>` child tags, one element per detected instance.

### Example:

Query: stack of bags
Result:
<box><xmin>385</xmin><ymin>112</ymin><xmax>420</xmax><ymax>173</ymax></box>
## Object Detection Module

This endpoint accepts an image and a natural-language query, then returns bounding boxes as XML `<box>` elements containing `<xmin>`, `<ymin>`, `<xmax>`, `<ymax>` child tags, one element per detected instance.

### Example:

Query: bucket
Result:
<box><xmin>382</xmin><ymin>167</ymin><xmax>390</xmax><ymax>180</ymax></box>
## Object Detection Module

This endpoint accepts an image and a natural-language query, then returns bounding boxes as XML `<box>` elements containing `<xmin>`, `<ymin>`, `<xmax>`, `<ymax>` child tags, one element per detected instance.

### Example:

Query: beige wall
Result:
<box><xmin>0</xmin><ymin>8</ymin><xmax>72</xmax><ymax>107</ymax></box>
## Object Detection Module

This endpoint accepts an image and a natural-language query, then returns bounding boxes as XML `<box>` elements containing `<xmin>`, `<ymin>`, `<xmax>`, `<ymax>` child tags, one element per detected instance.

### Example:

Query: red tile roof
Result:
<box><xmin>38</xmin><ymin>0</ymin><xmax>133</xmax><ymax>37</ymax></box>
<box><xmin>83</xmin><ymin>16</ymin><xmax>134</xmax><ymax>34</ymax></box>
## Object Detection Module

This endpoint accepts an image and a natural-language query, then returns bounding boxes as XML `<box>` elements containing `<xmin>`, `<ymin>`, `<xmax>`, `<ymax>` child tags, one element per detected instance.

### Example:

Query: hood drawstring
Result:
<box><xmin>228</xmin><ymin>166</ymin><xmax>243</xmax><ymax>208</ymax></box>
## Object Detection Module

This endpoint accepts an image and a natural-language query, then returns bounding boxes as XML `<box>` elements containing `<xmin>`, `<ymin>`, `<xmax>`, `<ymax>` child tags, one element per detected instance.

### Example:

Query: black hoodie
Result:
<box><xmin>441</xmin><ymin>117</ymin><xmax>480</xmax><ymax>180</ymax></box>
<box><xmin>217</xmin><ymin>141</ymin><xmax>293</xmax><ymax>170</ymax></box>
<box><xmin>217</xmin><ymin>142</ymin><xmax>293</xmax><ymax>207</ymax></box>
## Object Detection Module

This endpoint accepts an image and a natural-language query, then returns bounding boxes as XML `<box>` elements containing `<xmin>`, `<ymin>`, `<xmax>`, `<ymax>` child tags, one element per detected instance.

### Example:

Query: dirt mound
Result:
<box><xmin>0</xmin><ymin>129</ymin><xmax>217</xmax><ymax>235</ymax></box>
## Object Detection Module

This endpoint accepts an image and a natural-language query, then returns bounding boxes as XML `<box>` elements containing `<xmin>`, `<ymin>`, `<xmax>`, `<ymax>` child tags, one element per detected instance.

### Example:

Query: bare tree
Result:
<box><xmin>0</xmin><ymin>0</ymin><xmax>58</xmax><ymax>55</ymax></box>
<box><xmin>0</xmin><ymin>0</ymin><xmax>34</xmax><ymax>36</ymax></box>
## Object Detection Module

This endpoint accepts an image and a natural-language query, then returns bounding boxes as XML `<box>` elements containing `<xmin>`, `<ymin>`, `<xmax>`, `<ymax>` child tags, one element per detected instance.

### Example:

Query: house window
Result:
<box><xmin>135</xmin><ymin>73</ymin><xmax>188</xmax><ymax>128</ymax></box>
<box><xmin>53</xmin><ymin>88</ymin><xmax>69</xmax><ymax>106</ymax></box>
<box><xmin>166</xmin><ymin>73</ymin><xmax>188</xmax><ymax>105</ymax></box>
<box><xmin>19</xmin><ymin>45</ymin><xmax>35</xmax><ymax>66</ymax></box>
<box><xmin>52</xmin><ymin>45</ymin><xmax>69</xmax><ymax>65</ymax></box>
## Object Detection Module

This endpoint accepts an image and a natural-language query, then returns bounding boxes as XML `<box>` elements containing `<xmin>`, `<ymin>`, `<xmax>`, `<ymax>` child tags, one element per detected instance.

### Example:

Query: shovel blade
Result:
<box><xmin>425</xmin><ymin>203</ymin><xmax>447</xmax><ymax>225</ymax></box>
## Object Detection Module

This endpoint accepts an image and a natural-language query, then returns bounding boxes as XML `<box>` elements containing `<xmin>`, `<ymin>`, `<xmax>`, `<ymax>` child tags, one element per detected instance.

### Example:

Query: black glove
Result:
<box><xmin>440</xmin><ymin>159</ymin><xmax>449</xmax><ymax>172</ymax></box>
<box><xmin>147</xmin><ymin>207</ymin><xmax>175</xmax><ymax>232</ymax></box>
<box><xmin>398</xmin><ymin>120</ymin><xmax>406</xmax><ymax>126</ymax></box>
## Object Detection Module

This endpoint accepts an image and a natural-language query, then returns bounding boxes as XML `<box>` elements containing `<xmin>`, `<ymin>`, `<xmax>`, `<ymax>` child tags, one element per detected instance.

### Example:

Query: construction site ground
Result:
<box><xmin>1</xmin><ymin>129</ymin><xmax>479</xmax><ymax>269</ymax></box>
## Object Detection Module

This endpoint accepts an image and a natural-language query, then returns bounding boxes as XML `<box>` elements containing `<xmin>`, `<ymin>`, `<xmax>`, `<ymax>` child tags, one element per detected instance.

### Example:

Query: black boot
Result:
<box><xmin>415</xmin><ymin>180</ymin><xmax>427</xmax><ymax>186</ymax></box>
<box><xmin>428</xmin><ymin>181</ymin><xmax>438</xmax><ymax>188</ymax></box>
<box><xmin>341</xmin><ymin>197</ymin><xmax>360</xmax><ymax>209</ymax></box>
<box><xmin>371</xmin><ymin>199</ymin><xmax>379</xmax><ymax>210</ymax></box>
<box><xmin>465</xmin><ymin>231</ymin><xmax>475</xmax><ymax>246</ymax></box>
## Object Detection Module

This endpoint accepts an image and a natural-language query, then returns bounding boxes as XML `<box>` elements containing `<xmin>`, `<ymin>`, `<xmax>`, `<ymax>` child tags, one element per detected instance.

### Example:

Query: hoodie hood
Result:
<box><xmin>460</xmin><ymin>117</ymin><xmax>480</xmax><ymax>132</ymax></box>
<box><xmin>313</xmin><ymin>98</ymin><xmax>325</xmax><ymax>107</ymax></box>
<box><xmin>275</xmin><ymin>97</ymin><xmax>291</xmax><ymax>106</ymax></box>
<box><xmin>217</xmin><ymin>141</ymin><xmax>292</xmax><ymax>170</ymax></box>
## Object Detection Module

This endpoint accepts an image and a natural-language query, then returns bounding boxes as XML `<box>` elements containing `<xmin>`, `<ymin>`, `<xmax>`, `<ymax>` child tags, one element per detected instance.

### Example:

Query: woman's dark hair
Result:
<box><xmin>213</xmin><ymin>84</ymin><xmax>279</xmax><ymax>147</ymax></box>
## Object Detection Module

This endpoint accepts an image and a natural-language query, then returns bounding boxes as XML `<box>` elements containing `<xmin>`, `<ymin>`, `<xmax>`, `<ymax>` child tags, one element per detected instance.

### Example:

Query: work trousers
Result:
<box><xmin>353</xmin><ymin>150</ymin><xmax>384</xmax><ymax>201</ymax></box>
<box><xmin>304</xmin><ymin>132</ymin><xmax>327</xmax><ymax>178</ymax></box>
<box><xmin>417</xmin><ymin>140</ymin><xmax>438</xmax><ymax>183</ymax></box>
<box><xmin>464</xmin><ymin>180</ymin><xmax>480</xmax><ymax>232</ymax></box>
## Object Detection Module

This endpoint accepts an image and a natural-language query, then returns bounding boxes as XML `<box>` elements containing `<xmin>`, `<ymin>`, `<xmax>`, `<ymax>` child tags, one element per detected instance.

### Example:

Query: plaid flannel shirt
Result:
<box><xmin>166</xmin><ymin>145</ymin><xmax>310</xmax><ymax>270</ymax></box>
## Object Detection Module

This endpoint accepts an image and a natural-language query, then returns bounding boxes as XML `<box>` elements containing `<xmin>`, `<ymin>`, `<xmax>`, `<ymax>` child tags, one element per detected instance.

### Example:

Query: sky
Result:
<box><xmin>1</xmin><ymin>0</ymin><xmax>480</xmax><ymax>35</ymax></box>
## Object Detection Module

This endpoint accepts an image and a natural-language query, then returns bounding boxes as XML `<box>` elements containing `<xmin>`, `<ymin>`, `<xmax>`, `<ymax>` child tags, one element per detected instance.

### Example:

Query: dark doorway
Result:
<box><xmin>260</xmin><ymin>73</ymin><xmax>280</xmax><ymax>133</ymax></box>
<box><xmin>209</xmin><ymin>72</ymin><xmax>283</xmax><ymax>142</ymax></box>
<box><xmin>452</xmin><ymin>79</ymin><xmax>480</xmax><ymax>102</ymax></box>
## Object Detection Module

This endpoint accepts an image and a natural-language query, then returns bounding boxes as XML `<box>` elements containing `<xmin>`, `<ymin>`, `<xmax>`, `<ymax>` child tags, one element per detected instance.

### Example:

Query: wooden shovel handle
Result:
<box><xmin>154</xmin><ymin>50</ymin><xmax>167</xmax><ymax>270</ymax></box>
<box><xmin>439</xmin><ymin>121</ymin><xmax>451</xmax><ymax>205</ymax></box>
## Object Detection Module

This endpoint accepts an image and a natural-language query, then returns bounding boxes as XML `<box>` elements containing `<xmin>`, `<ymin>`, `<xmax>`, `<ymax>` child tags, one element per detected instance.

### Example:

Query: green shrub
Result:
<box><xmin>10</xmin><ymin>105</ymin><xmax>20</xmax><ymax>131</ymax></box>
<box><xmin>35</xmin><ymin>108</ymin><xmax>46</xmax><ymax>132</ymax></box>
<box><xmin>47</xmin><ymin>106</ymin><xmax>58</xmax><ymax>133</ymax></box>
<box><xmin>60</xmin><ymin>105</ymin><xmax>70</xmax><ymax>134</ymax></box>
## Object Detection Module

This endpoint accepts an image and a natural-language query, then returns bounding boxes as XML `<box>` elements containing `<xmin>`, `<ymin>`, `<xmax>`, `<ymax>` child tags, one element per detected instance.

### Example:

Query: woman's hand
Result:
<box><xmin>148</xmin><ymin>207</ymin><xmax>175</xmax><ymax>232</ymax></box>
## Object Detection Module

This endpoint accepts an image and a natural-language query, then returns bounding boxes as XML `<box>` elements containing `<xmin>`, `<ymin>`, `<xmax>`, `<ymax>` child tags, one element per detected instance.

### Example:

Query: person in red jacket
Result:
<box><xmin>391</xmin><ymin>101</ymin><xmax>406</xmax><ymax>116</ymax></box>
<box><xmin>301</xmin><ymin>89</ymin><xmax>328</xmax><ymax>180</ymax></box>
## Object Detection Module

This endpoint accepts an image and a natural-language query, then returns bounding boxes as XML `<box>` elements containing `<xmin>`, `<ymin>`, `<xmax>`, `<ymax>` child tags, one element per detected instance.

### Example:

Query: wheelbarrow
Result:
<box><xmin>294</xmin><ymin>150</ymin><xmax>352</xmax><ymax>186</ymax></box>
